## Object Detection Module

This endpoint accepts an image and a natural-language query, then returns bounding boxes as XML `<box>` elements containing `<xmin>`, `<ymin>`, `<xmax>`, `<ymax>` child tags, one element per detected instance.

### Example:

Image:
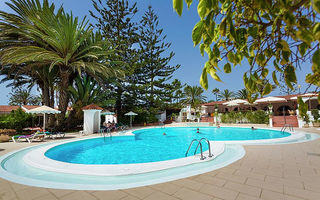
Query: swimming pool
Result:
<box><xmin>45</xmin><ymin>127</ymin><xmax>290</xmax><ymax>164</ymax></box>
<box><xmin>0</xmin><ymin>126</ymin><xmax>316</xmax><ymax>190</ymax></box>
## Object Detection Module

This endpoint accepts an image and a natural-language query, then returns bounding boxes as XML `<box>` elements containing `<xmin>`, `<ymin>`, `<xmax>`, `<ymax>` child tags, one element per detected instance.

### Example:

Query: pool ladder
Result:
<box><xmin>185</xmin><ymin>138</ymin><xmax>213</xmax><ymax>160</ymax></box>
<box><xmin>100</xmin><ymin>128</ymin><xmax>112</xmax><ymax>142</ymax></box>
<box><xmin>281</xmin><ymin>124</ymin><xmax>294</xmax><ymax>132</ymax></box>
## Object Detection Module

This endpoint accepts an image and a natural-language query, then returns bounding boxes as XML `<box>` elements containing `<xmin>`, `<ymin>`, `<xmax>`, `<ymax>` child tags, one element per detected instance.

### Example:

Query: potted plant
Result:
<box><xmin>288</xmin><ymin>110</ymin><xmax>295</xmax><ymax>116</ymax></box>
<box><xmin>303</xmin><ymin>115</ymin><xmax>310</xmax><ymax>128</ymax></box>
<box><xmin>311</xmin><ymin>109</ymin><xmax>320</xmax><ymax>127</ymax></box>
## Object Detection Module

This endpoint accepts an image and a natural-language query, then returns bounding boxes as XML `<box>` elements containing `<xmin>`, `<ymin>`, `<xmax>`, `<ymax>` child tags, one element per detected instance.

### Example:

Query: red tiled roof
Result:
<box><xmin>22</xmin><ymin>105</ymin><xmax>40</xmax><ymax>110</ymax></box>
<box><xmin>202</xmin><ymin>100</ymin><xmax>227</xmax><ymax>106</ymax></box>
<box><xmin>82</xmin><ymin>104</ymin><xmax>103</xmax><ymax>110</ymax></box>
<box><xmin>0</xmin><ymin>105</ymin><xmax>20</xmax><ymax>113</ymax></box>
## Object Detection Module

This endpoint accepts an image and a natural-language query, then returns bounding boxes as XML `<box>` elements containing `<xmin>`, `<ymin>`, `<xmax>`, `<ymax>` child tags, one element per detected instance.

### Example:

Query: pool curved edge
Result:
<box><xmin>23</xmin><ymin>141</ymin><xmax>225</xmax><ymax>176</ymax></box>
<box><xmin>0</xmin><ymin>144</ymin><xmax>245</xmax><ymax>190</ymax></box>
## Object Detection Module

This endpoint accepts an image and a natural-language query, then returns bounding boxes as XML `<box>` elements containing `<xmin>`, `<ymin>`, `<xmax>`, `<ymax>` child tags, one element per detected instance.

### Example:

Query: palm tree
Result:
<box><xmin>236</xmin><ymin>89</ymin><xmax>248</xmax><ymax>99</ymax></box>
<box><xmin>9</xmin><ymin>87</ymin><xmax>41</xmax><ymax>106</ymax></box>
<box><xmin>212</xmin><ymin>88</ymin><xmax>220</xmax><ymax>101</ymax></box>
<box><xmin>0</xmin><ymin>0</ymin><xmax>122</xmax><ymax>125</ymax></box>
<box><xmin>68</xmin><ymin>75</ymin><xmax>101</xmax><ymax>120</ymax></box>
<box><xmin>182</xmin><ymin>85</ymin><xmax>207</xmax><ymax>109</ymax></box>
<box><xmin>218</xmin><ymin>89</ymin><xmax>234</xmax><ymax>101</ymax></box>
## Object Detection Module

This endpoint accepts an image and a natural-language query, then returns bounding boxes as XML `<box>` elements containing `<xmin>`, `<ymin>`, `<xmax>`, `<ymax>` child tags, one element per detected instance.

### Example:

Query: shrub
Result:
<box><xmin>220</xmin><ymin>110</ymin><xmax>268</xmax><ymax>124</ymax></box>
<box><xmin>311</xmin><ymin>109</ymin><xmax>320</xmax><ymax>122</ymax></box>
<box><xmin>0</xmin><ymin>108</ymin><xmax>34</xmax><ymax>133</ymax></box>
<box><xmin>0</xmin><ymin>134</ymin><xmax>11</xmax><ymax>142</ymax></box>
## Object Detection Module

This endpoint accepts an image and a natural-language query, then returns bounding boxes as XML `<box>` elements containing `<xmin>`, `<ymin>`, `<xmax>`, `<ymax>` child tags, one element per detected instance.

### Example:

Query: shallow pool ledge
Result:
<box><xmin>23</xmin><ymin>141</ymin><xmax>225</xmax><ymax>176</ymax></box>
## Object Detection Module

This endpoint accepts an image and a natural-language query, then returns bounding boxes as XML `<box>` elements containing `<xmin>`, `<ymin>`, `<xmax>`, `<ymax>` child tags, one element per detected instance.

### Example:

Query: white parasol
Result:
<box><xmin>27</xmin><ymin>106</ymin><xmax>61</xmax><ymax>130</ymax></box>
<box><xmin>125</xmin><ymin>111</ymin><xmax>138</xmax><ymax>128</ymax></box>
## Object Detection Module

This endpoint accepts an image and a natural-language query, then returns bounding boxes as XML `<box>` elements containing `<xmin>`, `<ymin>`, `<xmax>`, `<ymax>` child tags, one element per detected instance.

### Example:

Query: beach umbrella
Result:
<box><xmin>255</xmin><ymin>96</ymin><xmax>287</xmax><ymax>103</ymax></box>
<box><xmin>27</xmin><ymin>106</ymin><xmax>61</xmax><ymax>130</ymax></box>
<box><xmin>125</xmin><ymin>111</ymin><xmax>138</xmax><ymax>128</ymax></box>
<box><xmin>101</xmin><ymin>110</ymin><xmax>115</xmax><ymax>115</ymax></box>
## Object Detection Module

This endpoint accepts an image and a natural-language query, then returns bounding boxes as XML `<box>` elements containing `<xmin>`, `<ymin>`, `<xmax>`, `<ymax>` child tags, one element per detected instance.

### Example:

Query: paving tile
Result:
<box><xmin>33</xmin><ymin>193</ymin><xmax>58</xmax><ymax>200</ymax></box>
<box><xmin>193</xmin><ymin>175</ymin><xmax>227</xmax><ymax>187</ymax></box>
<box><xmin>265</xmin><ymin>176</ymin><xmax>304</xmax><ymax>189</ymax></box>
<box><xmin>48</xmin><ymin>189</ymin><xmax>74</xmax><ymax>198</ymax></box>
<box><xmin>284</xmin><ymin>186</ymin><xmax>320</xmax><ymax>200</ymax></box>
<box><xmin>15</xmin><ymin>187</ymin><xmax>50</xmax><ymax>200</ymax></box>
<box><xmin>261</xmin><ymin>189</ymin><xmax>285</xmax><ymax>200</ymax></box>
<box><xmin>234</xmin><ymin>170</ymin><xmax>265</xmax><ymax>181</ymax></box>
<box><xmin>199</xmin><ymin>184</ymin><xmax>238</xmax><ymax>200</ymax></box>
<box><xmin>120</xmin><ymin>195</ymin><xmax>140</xmax><ymax>200</ymax></box>
<box><xmin>215</xmin><ymin>172</ymin><xmax>247</xmax><ymax>184</ymax></box>
<box><xmin>143</xmin><ymin>191</ymin><xmax>179</xmax><ymax>200</ymax></box>
<box><xmin>173</xmin><ymin>188</ymin><xmax>212</xmax><ymax>200</ymax></box>
<box><xmin>236</xmin><ymin>193</ymin><xmax>262</xmax><ymax>200</ymax></box>
<box><xmin>171</xmin><ymin>178</ymin><xmax>204</xmax><ymax>191</ymax></box>
<box><xmin>91</xmin><ymin>190</ymin><xmax>128</xmax><ymax>200</ymax></box>
<box><xmin>224</xmin><ymin>181</ymin><xmax>261</xmax><ymax>197</ymax></box>
<box><xmin>0</xmin><ymin>186</ymin><xmax>17</xmax><ymax>200</ymax></box>
<box><xmin>149</xmin><ymin>183</ymin><xmax>181</xmax><ymax>195</ymax></box>
<box><xmin>246</xmin><ymin>178</ymin><xmax>283</xmax><ymax>193</ymax></box>
<box><xmin>59</xmin><ymin>191</ymin><xmax>97</xmax><ymax>200</ymax></box>
<box><xmin>124</xmin><ymin>187</ymin><xmax>155</xmax><ymax>199</ymax></box>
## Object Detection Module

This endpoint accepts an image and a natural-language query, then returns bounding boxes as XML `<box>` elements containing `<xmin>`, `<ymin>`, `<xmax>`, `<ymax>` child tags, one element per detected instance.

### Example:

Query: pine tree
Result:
<box><xmin>90</xmin><ymin>0</ymin><xmax>140</xmax><ymax>117</ymax></box>
<box><xmin>135</xmin><ymin>6</ymin><xmax>180</xmax><ymax>110</ymax></box>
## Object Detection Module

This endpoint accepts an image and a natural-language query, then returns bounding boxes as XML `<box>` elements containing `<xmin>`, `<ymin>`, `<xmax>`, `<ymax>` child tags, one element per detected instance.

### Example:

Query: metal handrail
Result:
<box><xmin>101</xmin><ymin>128</ymin><xmax>112</xmax><ymax>142</ymax></box>
<box><xmin>194</xmin><ymin>138</ymin><xmax>213</xmax><ymax>158</ymax></box>
<box><xmin>185</xmin><ymin>139</ymin><xmax>205</xmax><ymax>160</ymax></box>
<box><xmin>281</xmin><ymin>124</ymin><xmax>294</xmax><ymax>132</ymax></box>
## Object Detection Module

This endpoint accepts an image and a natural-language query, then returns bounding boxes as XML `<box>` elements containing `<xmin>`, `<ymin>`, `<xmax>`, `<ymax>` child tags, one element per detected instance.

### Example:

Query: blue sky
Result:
<box><xmin>0</xmin><ymin>0</ymin><xmax>314</xmax><ymax>104</ymax></box>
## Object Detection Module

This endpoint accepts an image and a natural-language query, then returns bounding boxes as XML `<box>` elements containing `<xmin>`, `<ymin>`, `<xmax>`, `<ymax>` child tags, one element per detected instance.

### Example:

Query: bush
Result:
<box><xmin>311</xmin><ymin>109</ymin><xmax>320</xmax><ymax>122</ymax></box>
<box><xmin>0</xmin><ymin>108</ymin><xmax>34</xmax><ymax>133</ymax></box>
<box><xmin>220</xmin><ymin>110</ymin><xmax>268</xmax><ymax>124</ymax></box>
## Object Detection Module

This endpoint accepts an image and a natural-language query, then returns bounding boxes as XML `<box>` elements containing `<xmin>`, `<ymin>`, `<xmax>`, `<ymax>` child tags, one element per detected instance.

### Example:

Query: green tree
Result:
<box><xmin>212</xmin><ymin>88</ymin><xmax>220</xmax><ymax>101</ymax></box>
<box><xmin>173</xmin><ymin>0</ymin><xmax>320</xmax><ymax>102</ymax></box>
<box><xmin>68</xmin><ymin>75</ymin><xmax>101</xmax><ymax>122</ymax></box>
<box><xmin>90</xmin><ymin>0</ymin><xmax>140</xmax><ymax>118</ymax></box>
<box><xmin>136</xmin><ymin>6</ymin><xmax>180</xmax><ymax>109</ymax></box>
<box><xmin>8</xmin><ymin>87</ymin><xmax>41</xmax><ymax>106</ymax></box>
<box><xmin>218</xmin><ymin>89</ymin><xmax>234</xmax><ymax>101</ymax></box>
<box><xmin>0</xmin><ymin>0</ymin><xmax>120</xmax><ymax>126</ymax></box>
<box><xmin>235</xmin><ymin>89</ymin><xmax>248</xmax><ymax>99</ymax></box>
<box><xmin>170</xmin><ymin>79</ymin><xmax>185</xmax><ymax>104</ymax></box>
<box><xmin>182</xmin><ymin>85</ymin><xmax>207</xmax><ymax>109</ymax></box>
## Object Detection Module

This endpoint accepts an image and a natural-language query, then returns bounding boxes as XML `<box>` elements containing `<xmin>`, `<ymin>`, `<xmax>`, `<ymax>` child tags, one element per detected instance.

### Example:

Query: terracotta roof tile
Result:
<box><xmin>0</xmin><ymin>105</ymin><xmax>20</xmax><ymax>113</ymax></box>
<box><xmin>82</xmin><ymin>104</ymin><xmax>103</xmax><ymax>110</ymax></box>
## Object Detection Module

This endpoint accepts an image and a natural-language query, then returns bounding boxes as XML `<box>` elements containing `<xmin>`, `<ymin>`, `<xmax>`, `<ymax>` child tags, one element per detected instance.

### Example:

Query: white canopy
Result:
<box><xmin>226</xmin><ymin>102</ymin><xmax>239</xmax><ymax>107</ymax></box>
<box><xmin>125</xmin><ymin>111</ymin><xmax>138</xmax><ymax>116</ymax></box>
<box><xmin>290</xmin><ymin>93</ymin><xmax>318</xmax><ymax>100</ymax></box>
<box><xmin>27</xmin><ymin>106</ymin><xmax>61</xmax><ymax>114</ymax></box>
<box><xmin>223</xmin><ymin>99</ymin><xmax>248</xmax><ymax>105</ymax></box>
<box><xmin>255</xmin><ymin>96</ymin><xmax>287</xmax><ymax>103</ymax></box>
<box><xmin>27</xmin><ymin>106</ymin><xmax>60</xmax><ymax>130</ymax></box>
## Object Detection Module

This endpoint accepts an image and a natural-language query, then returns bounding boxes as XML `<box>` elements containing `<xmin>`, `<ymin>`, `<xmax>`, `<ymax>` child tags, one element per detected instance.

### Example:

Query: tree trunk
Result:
<box><xmin>57</xmin><ymin>70</ymin><xmax>71</xmax><ymax>128</ymax></box>
<box><xmin>115</xmin><ymin>87</ymin><xmax>123</xmax><ymax>121</ymax></box>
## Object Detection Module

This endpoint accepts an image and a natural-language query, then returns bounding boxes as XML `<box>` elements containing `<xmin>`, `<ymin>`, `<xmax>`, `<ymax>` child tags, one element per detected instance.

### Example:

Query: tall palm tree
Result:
<box><xmin>212</xmin><ymin>88</ymin><xmax>220</xmax><ymax>101</ymax></box>
<box><xmin>182</xmin><ymin>85</ymin><xmax>207</xmax><ymax>109</ymax></box>
<box><xmin>8</xmin><ymin>87</ymin><xmax>41</xmax><ymax>106</ymax></box>
<box><xmin>218</xmin><ymin>89</ymin><xmax>234</xmax><ymax>101</ymax></box>
<box><xmin>0</xmin><ymin>0</ymin><xmax>122</xmax><ymax>125</ymax></box>
<box><xmin>236</xmin><ymin>89</ymin><xmax>248</xmax><ymax>99</ymax></box>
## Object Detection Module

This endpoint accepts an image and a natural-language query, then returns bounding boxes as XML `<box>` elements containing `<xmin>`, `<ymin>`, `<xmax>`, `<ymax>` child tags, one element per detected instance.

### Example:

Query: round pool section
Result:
<box><xmin>45</xmin><ymin>127</ymin><xmax>290</xmax><ymax>164</ymax></box>
<box><xmin>0</xmin><ymin>126</ymin><xmax>317</xmax><ymax>190</ymax></box>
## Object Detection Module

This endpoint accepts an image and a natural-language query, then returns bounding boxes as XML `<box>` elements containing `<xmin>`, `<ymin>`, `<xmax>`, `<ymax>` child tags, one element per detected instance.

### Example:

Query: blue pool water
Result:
<box><xmin>45</xmin><ymin>127</ymin><xmax>290</xmax><ymax>165</ymax></box>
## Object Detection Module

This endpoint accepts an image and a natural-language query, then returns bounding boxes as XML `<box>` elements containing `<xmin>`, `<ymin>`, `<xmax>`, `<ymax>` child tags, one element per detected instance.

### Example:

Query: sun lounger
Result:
<box><xmin>45</xmin><ymin>131</ymin><xmax>65</xmax><ymax>139</ymax></box>
<box><xmin>12</xmin><ymin>132</ymin><xmax>46</xmax><ymax>143</ymax></box>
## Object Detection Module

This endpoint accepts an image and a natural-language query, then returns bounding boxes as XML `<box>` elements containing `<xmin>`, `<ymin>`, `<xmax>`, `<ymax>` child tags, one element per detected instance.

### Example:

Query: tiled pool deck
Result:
<box><xmin>1</xmin><ymin>125</ymin><xmax>320</xmax><ymax>200</ymax></box>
